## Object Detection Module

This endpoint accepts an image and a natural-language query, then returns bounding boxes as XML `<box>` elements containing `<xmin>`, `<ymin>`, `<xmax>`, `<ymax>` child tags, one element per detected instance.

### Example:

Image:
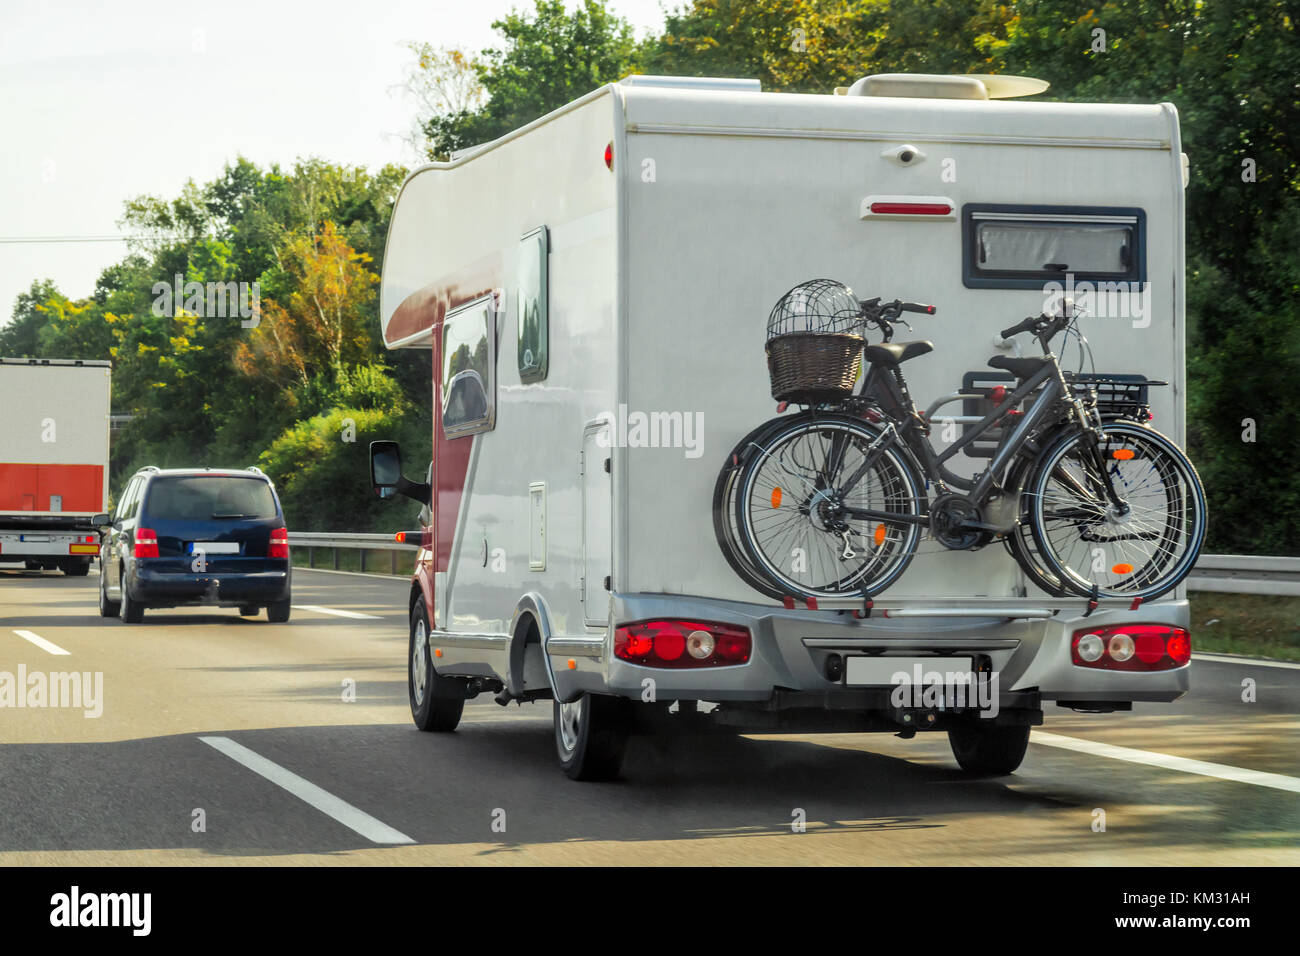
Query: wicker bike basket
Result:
<box><xmin>765</xmin><ymin>278</ymin><xmax>865</xmax><ymax>403</ymax></box>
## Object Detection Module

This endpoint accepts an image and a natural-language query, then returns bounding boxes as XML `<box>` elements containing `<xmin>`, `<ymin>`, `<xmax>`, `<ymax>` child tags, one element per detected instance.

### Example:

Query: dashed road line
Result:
<box><xmin>291</xmin><ymin>605</ymin><xmax>384</xmax><ymax>620</ymax></box>
<box><xmin>1032</xmin><ymin>731</ymin><xmax>1300</xmax><ymax>794</ymax></box>
<box><xmin>199</xmin><ymin>736</ymin><xmax>415</xmax><ymax>844</ymax></box>
<box><xmin>12</xmin><ymin>629</ymin><xmax>70</xmax><ymax>656</ymax></box>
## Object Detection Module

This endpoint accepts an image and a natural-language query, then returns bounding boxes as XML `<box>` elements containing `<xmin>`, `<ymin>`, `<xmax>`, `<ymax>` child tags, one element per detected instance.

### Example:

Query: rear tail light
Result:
<box><xmin>614</xmin><ymin>620</ymin><xmax>751</xmax><ymax>669</ymax></box>
<box><xmin>1071</xmin><ymin>624</ymin><xmax>1190</xmax><ymax>671</ymax></box>
<box><xmin>134</xmin><ymin>528</ymin><xmax>159</xmax><ymax>558</ymax></box>
<box><xmin>269</xmin><ymin>527</ymin><xmax>289</xmax><ymax>559</ymax></box>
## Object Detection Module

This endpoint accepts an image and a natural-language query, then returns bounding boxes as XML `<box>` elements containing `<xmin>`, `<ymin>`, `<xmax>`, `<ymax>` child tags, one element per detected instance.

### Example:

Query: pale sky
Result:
<box><xmin>0</xmin><ymin>0</ymin><xmax>674</xmax><ymax>326</ymax></box>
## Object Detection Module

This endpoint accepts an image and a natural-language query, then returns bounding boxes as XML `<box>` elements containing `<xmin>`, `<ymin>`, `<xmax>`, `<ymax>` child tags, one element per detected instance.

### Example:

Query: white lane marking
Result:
<box><xmin>199</xmin><ymin>736</ymin><xmax>415</xmax><ymax>844</ymax></box>
<box><xmin>1194</xmin><ymin>653</ymin><xmax>1300</xmax><ymax>671</ymax></box>
<box><xmin>1032</xmin><ymin>731</ymin><xmax>1300</xmax><ymax>795</ymax></box>
<box><xmin>291</xmin><ymin>604</ymin><xmax>383</xmax><ymax>620</ymax></box>
<box><xmin>12</xmin><ymin>629</ymin><xmax>70</xmax><ymax>656</ymax></box>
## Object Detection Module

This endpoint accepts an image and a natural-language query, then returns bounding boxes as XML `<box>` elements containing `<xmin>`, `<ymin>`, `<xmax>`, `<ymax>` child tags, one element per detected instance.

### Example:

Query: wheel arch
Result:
<box><xmin>507</xmin><ymin>593</ymin><xmax>557</xmax><ymax>698</ymax></box>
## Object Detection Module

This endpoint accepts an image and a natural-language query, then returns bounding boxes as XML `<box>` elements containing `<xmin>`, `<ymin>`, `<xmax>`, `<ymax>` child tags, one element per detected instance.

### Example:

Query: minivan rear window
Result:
<box><xmin>144</xmin><ymin>476</ymin><xmax>278</xmax><ymax>521</ymax></box>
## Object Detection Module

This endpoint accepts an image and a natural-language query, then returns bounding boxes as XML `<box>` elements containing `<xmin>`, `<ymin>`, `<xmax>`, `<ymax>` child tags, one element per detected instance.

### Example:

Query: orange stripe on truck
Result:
<box><xmin>0</xmin><ymin>463</ymin><xmax>104</xmax><ymax>513</ymax></box>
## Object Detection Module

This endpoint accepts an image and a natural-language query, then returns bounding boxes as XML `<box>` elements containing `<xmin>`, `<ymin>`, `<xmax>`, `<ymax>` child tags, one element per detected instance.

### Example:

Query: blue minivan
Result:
<box><xmin>95</xmin><ymin>467</ymin><xmax>292</xmax><ymax>623</ymax></box>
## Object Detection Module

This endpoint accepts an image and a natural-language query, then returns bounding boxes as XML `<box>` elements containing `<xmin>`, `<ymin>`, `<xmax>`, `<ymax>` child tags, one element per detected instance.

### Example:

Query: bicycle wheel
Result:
<box><xmin>1027</xmin><ymin>420</ymin><xmax>1206</xmax><ymax>601</ymax></box>
<box><xmin>1003</xmin><ymin>416</ymin><xmax>1140</xmax><ymax>598</ymax></box>
<box><xmin>713</xmin><ymin>415</ymin><xmax>805</xmax><ymax>600</ymax></box>
<box><xmin>734</xmin><ymin>413</ymin><xmax>925</xmax><ymax>600</ymax></box>
<box><xmin>1002</xmin><ymin>456</ymin><xmax>1071</xmax><ymax>597</ymax></box>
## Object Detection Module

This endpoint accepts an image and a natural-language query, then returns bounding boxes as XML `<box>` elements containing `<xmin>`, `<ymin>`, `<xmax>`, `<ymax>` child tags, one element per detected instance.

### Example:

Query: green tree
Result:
<box><xmin>422</xmin><ymin>0</ymin><xmax>647</xmax><ymax>158</ymax></box>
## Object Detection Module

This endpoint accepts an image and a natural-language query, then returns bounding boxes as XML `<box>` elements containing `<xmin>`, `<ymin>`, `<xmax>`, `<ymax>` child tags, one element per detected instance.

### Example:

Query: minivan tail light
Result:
<box><xmin>614</xmin><ymin>620</ymin><xmax>751</xmax><ymax>669</ymax></box>
<box><xmin>134</xmin><ymin>528</ymin><xmax>159</xmax><ymax>558</ymax></box>
<box><xmin>269</xmin><ymin>527</ymin><xmax>289</xmax><ymax>559</ymax></box>
<box><xmin>1071</xmin><ymin>624</ymin><xmax>1190</xmax><ymax>671</ymax></box>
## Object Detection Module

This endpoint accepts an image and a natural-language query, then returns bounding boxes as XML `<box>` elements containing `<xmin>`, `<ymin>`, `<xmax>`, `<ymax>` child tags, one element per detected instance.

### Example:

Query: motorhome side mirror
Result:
<box><xmin>370</xmin><ymin>441</ymin><xmax>403</xmax><ymax>500</ymax></box>
<box><xmin>91</xmin><ymin>513</ymin><xmax>111</xmax><ymax>527</ymax></box>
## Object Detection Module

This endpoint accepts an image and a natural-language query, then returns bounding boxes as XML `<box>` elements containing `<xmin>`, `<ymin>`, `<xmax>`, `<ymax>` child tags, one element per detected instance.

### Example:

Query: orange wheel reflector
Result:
<box><xmin>1112</xmin><ymin>449</ymin><xmax>1136</xmax><ymax>460</ymax></box>
<box><xmin>873</xmin><ymin>525</ymin><xmax>887</xmax><ymax>547</ymax></box>
<box><xmin>1112</xmin><ymin>563</ymin><xmax>1134</xmax><ymax>574</ymax></box>
<box><xmin>770</xmin><ymin>487</ymin><xmax>783</xmax><ymax>508</ymax></box>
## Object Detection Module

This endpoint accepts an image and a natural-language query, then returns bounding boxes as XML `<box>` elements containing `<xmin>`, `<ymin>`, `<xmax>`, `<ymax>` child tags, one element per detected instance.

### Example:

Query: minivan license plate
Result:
<box><xmin>189</xmin><ymin>542</ymin><xmax>239</xmax><ymax>554</ymax></box>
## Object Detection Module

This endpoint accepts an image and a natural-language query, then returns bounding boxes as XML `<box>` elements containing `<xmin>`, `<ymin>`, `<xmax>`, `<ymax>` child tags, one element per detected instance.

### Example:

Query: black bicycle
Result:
<box><xmin>714</xmin><ymin>279</ymin><xmax>1207</xmax><ymax>604</ymax></box>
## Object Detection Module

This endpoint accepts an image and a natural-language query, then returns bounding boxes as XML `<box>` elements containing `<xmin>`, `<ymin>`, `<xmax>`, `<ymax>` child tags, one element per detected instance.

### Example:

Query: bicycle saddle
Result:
<box><xmin>865</xmin><ymin>340</ymin><xmax>933</xmax><ymax>366</ymax></box>
<box><xmin>987</xmin><ymin>354</ymin><xmax>1051</xmax><ymax>379</ymax></box>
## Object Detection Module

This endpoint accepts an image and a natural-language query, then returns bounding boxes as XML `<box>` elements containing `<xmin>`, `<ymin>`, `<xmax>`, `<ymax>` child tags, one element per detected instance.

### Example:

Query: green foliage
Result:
<box><xmin>4</xmin><ymin>156</ymin><xmax>422</xmax><ymax>532</ymax></box>
<box><xmin>257</xmin><ymin>407</ymin><xmax>430</xmax><ymax>533</ymax></box>
<box><xmin>423</xmin><ymin>0</ymin><xmax>647</xmax><ymax>157</ymax></box>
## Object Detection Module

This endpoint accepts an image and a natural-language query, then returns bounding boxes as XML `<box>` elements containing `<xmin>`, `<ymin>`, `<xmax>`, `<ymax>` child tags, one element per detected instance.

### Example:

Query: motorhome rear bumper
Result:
<box><xmin>575</xmin><ymin>592</ymin><xmax>1190</xmax><ymax>706</ymax></box>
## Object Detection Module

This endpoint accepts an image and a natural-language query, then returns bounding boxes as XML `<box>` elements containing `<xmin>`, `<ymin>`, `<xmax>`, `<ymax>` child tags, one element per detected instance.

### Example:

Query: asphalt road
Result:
<box><xmin>1</xmin><ymin>566</ymin><xmax>1297</xmax><ymax>865</ymax></box>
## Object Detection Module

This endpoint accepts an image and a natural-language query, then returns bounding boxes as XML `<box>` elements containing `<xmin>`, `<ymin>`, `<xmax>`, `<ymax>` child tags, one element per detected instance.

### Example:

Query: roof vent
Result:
<box><xmin>620</xmin><ymin>74</ymin><xmax>761</xmax><ymax>93</ymax></box>
<box><xmin>839</xmin><ymin>73</ymin><xmax>1048</xmax><ymax>100</ymax></box>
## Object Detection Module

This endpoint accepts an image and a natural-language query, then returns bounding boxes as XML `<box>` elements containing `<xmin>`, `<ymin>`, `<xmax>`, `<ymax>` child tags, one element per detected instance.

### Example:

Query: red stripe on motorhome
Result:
<box><xmin>384</xmin><ymin>252</ymin><xmax>502</xmax><ymax>347</ymax></box>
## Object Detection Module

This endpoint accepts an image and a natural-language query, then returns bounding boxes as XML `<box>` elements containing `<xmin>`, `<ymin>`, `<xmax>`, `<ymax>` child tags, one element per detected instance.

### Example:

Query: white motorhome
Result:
<box><xmin>370</xmin><ymin>73</ymin><xmax>1192</xmax><ymax>780</ymax></box>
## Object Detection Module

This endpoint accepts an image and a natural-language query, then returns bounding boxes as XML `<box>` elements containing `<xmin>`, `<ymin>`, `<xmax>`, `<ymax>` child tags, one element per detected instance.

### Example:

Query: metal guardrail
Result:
<box><xmin>288</xmin><ymin>532</ymin><xmax>414</xmax><ymax>575</ymax></box>
<box><xmin>288</xmin><ymin>532</ymin><xmax>1300</xmax><ymax>596</ymax></box>
<box><xmin>1185</xmin><ymin>554</ymin><xmax>1300</xmax><ymax>597</ymax></box>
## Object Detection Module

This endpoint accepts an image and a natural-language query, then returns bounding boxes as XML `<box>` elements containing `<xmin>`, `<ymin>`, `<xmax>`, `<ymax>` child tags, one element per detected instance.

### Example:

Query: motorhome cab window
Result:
<box><xmin>962</xmin><ymin>204</ymin><xmax>1145</xmax><ymax>289</ymax></box>
<box><xmin>517</xmin><ymin>226</ymin><xmax>549</xmax><ymax>383</ymax></box>
<box><xmin>441</xmin><ymin>295</ymin><xmax>496</xmax><ymax>438</ymax></box>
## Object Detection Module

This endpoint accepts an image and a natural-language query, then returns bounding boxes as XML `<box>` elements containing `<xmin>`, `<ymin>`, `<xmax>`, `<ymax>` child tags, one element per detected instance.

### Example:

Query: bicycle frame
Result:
<box><xmin>859</xmin><ymin>361</ymin><xmax>1064</xmax><ymax>501</ymax></box>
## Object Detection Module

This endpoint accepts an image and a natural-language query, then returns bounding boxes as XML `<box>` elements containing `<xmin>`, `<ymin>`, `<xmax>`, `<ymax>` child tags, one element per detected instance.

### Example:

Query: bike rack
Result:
<box><xmin>873</xmin><ymin>606</ymin><xmax>1055</xmax><ymax>620</ymax></box>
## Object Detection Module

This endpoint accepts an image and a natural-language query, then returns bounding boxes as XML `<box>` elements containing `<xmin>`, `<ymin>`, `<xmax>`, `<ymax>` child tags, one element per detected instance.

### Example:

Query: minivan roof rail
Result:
<box><xmin>137</xmin><ymin>465</ymin><xmax>160</xmax><ymax>473</ymax></box>
<box><xmin>246</xmin><ymin>466</ymin><xmax>265</xmax><ymax>475</ymax></box>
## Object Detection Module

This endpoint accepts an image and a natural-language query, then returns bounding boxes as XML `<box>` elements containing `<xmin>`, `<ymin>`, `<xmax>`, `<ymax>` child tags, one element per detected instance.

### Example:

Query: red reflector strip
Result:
<box><xmin>869</xmin><ymin>202</ymin><xmax>953</xmax><ymax>216</ymax></box>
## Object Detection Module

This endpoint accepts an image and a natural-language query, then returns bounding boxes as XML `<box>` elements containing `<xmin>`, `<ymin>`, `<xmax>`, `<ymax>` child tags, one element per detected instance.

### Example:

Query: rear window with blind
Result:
<box><xmin>962</xmin><ymin>205</ymin><xmax>1145</xmax><ymax>289</ymax></box>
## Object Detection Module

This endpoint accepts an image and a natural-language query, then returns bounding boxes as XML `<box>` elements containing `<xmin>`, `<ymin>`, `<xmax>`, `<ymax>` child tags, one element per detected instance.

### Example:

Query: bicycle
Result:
<box><xmin>714</xmin><ymin>279</ymin><xmax>1207</xmax><ymax>605</ymax></box>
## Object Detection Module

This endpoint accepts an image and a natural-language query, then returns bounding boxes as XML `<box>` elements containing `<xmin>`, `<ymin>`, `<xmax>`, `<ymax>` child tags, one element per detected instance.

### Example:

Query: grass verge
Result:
<box><xmin>1187</xmin><ymin>592</ymin><xmax>1300</xmax><ymax>661</ymax></box>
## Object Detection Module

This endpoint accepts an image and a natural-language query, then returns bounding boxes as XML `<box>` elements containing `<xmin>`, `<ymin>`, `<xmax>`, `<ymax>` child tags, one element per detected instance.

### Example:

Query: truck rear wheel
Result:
<box><xmin>409</xmin><ymin>602</ymin><xmax>465</xmax><ymax>732</ymax></box>
<box><xmin>554</xmin><ymin>693</ymin><xmax>631</xmax><ymax>781</ymax></box>
<box><xmin>62</xmin><ymin>560</ymin><xmax>90</xmax><ymax>577</ymax></box>
<box><xmin>948</xmin><ymin>720</ymin><xmax>1031</xmax><ymax>776</ymax></box>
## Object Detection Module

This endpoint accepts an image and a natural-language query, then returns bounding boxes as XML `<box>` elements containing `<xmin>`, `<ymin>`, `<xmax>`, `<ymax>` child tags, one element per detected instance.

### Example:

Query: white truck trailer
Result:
<box><xmin>0</xmin><ymin>358</ymin><xmax>112</xmax><ymax>575</ymax></box>
<box><xmin>369</xmin><ymin>73</ymin><xmax>1193</xmax><ymax>780</ymax></box>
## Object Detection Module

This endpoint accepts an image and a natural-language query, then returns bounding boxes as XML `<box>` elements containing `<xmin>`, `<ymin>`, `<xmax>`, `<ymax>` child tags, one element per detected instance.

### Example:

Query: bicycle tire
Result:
<box><xmin>713</xmin><ymin>414</ymin><xmax>806</xmax><ymax>600</ymax></box>
<box><xmin>733</xmin><ymin>413</ymin><xmax>926</xmax><ymax>600</ymax></box>
<box><xmin>1003</xmin><ymin>416</ymin><xmax>1144</xmax><ymax>598</ymax></box>
<box><xmin>1026</xmin><ymin>420</ymin><xmax>1207</xmax><ymax>601</ymax></box>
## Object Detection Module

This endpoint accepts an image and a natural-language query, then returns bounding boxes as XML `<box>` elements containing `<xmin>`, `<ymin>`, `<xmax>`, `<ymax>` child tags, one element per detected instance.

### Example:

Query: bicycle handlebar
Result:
<box><xmin>899</xmin><ymin>301</ymin><xmax>936</xmax><ymax>315</ymax></box>
<box><xmin>860</xmin><ymin>298</ymin><xmax>936</xmax><ymax>320</ymax></box>
<box><xmin>1000</xmin><ymin>316</ymin><xmax>1041</xmax><ymax>340</ymax></box>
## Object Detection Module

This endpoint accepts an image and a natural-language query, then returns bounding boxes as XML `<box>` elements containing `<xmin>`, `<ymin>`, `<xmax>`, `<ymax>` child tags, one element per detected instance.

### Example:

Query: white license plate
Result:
<box><xmin>845</xmin><ymin>655</ymin><xmax>973</xmax><ymax>686</ymax></box>
<box><xmin>190</xmin><ymin>541</ymin><xmax>240</xmax><ymax>554</ymax></box>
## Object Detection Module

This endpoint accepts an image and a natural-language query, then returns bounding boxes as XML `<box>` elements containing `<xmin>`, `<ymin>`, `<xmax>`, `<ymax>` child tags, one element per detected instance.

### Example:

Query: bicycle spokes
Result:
<box><xmin>1028</xmin><ymin>422</ymin><xmax>1206</xmax><ymax>600</ymax></box>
